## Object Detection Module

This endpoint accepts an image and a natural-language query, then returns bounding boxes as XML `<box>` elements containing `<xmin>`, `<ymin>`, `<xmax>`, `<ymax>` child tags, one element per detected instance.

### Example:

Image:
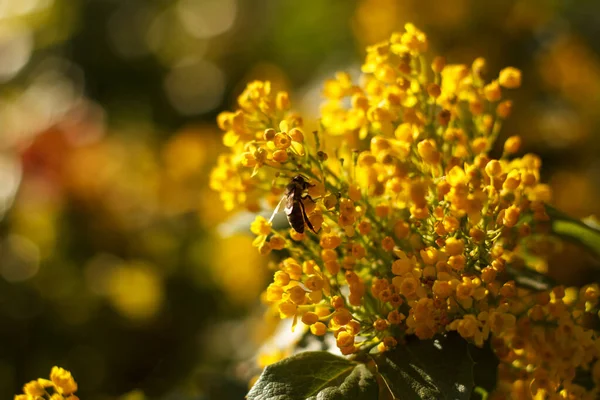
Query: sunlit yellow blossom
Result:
<box><xmin>23</xmin><ymin>381</ymin><xmax>45</xmax><ymax>397</ymax></box>
<box><xmin>210</xmin><ymin>23</ymin><xmax>599</xmax><ymax>399</ymax></box>
<box><xmin>499</xmin><ymin>67</ymin><xmax>522</xmax><ymax>89</ymax></box>
<box><xmin>50</xmin><ymin>367</ymin><xmax>78</xmax><ymax>395</ymax></box>
<box><xmin>15</xmin><ymin>367</ymin><xmax>78</xmax><ymax>400</ymax></box>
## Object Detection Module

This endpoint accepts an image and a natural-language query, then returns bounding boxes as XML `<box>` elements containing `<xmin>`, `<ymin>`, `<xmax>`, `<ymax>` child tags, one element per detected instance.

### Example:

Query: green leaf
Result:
<box><xmin>546</xmin><ymin>205</ymin><xmax>600</xmax><ymax>260</ymax></box>
<box><xmin>247</xmin><ymin>351</ymin><xmax>379</xmax><ymax>400</ymax></box>
<box><xmin>373</xmin><ymin>333</ymin><xmax>474</xmax><ymax>400</ymax></box>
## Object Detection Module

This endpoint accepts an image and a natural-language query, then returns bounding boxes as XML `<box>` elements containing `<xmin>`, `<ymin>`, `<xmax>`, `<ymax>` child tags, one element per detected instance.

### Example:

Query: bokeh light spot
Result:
<box><xmin>107</xmin><ymin>261</ymin><xmax>164</xmax><ymax>320</ymax></box>
<box><xmin>176</xmin><ymin>0</ymin><xmax>237</xmax><ymax>39</ymax></box>
<box><xmin>164</xmin><ymin>58</ymin><xmax>225</xmax><ymax>115</ymax></box>
<box><xmin>0</xmin><ymin>23</ymin><xmax>33</xmax><ymax>82</ymax></box>
<box><xmin>0</xmin><ymin>234</ymin><xmax>40</xmax><ymax>282</ymax></box>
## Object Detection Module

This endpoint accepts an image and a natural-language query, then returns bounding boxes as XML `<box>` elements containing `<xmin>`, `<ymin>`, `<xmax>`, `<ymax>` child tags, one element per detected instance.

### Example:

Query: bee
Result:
<box><xmin>269</xmin><ymin>175</ymin><xmax>317</xmax><ymax>234</ymax></box>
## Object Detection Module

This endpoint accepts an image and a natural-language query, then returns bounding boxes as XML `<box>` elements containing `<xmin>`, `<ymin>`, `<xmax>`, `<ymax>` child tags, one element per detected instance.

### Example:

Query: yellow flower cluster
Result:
<box><xmin>210</xmin><ymin>24</ymin><xmax>600</xmax><ymax>398</ymax></box>
<box><xmin>15</xmin><ymin>367</ymin><xmax>78</xmax><ymax>400</ymax></box>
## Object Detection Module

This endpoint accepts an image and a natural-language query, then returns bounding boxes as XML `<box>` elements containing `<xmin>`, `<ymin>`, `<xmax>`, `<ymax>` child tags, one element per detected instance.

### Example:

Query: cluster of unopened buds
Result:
<box><xmin>211</xmin><ymin>23</ymin><xmax>600</xmax><ymax>398</ymax></box>
<box><xmin>15</xmin><ymin>367</ymin><xmax>78</xmax><ymax>400</ymax></box>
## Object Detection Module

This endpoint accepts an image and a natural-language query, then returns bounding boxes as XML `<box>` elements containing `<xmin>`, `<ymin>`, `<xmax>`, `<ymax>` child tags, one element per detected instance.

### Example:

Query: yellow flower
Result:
<box><xmin>50</xmin><ymin>367</ymin><xmax>78</xmax><ymax>395</ymax></box>
<box><xmin>23</xmin><ymin>381</ymin><xmax>45</xmax><ymax>397</ymax></box>
<box><xmin>444</xmin><ymin>237</ymin><xmax>464</xmax><ymax>256</ymax></box>
<box><xmin>310</xmin><ymin>322</ymin><xmax>327</xmax><ymax>336</ymax></box>
<box><xmin>336</xmin><ymin>331</ymin><xmax>355</xmax><ymax>348</ymax></box>
<box><xmin>499</xmin><ymin>67</ymin><xmax>522</xmax><ymax>89</ymax></box>
<box><xmin>251</xmin><ymin>216</ymin><xmax>272</xmax><ymax>236</ymax></box>
<box><xmin>273</xmin><ymin>132</ymin><xmax>292</xmax><ymax>149</ymax></box>
<box><xmin>456</xmin><ymin>315</ymin><xmax>479</xmax><ymax>339</ymax></box>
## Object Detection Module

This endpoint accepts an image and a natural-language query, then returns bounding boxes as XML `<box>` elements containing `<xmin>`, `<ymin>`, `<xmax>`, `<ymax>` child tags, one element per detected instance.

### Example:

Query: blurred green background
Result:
<box><xmin>1</xmin><ymin>0</ymin><xmax>600</xmax><ymax>398</ymax></box>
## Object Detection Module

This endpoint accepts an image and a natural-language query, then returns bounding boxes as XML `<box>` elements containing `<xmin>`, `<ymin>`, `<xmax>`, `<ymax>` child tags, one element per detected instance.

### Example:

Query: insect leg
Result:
<box><xmin>301</xmin><ymin>194</ymin><xmax>318</xmax><ymax>203</ymax></box>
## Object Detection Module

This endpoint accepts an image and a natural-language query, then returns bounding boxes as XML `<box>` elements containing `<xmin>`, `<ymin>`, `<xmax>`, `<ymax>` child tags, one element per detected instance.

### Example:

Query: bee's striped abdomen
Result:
<box><xmin>287</xmin><ymin>203</ymin><xmax>305</xmax><ymax>233</ymax></box>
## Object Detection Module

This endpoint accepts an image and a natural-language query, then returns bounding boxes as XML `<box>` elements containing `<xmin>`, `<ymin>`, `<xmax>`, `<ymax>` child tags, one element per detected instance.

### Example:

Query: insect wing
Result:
<box><xmin>268</xmin><ymin>195</ymin><xmax>286</xmax><ymax>224</ymax></box>
<box><xmin>284</xmin><ymin>194</ymin><xmax>295</xmax><ymax>215</ymax></box>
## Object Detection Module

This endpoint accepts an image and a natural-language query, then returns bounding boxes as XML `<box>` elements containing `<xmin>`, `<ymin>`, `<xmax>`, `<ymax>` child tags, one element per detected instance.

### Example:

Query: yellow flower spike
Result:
<box><xmin>499</xmin><ymin>67</ymin><xmax>522</xmax><ymax>89</ymax></box>
<box><xmin>208</xmin><ymin>27</ymin><xmax>600</xmax><ymax>393</ymax></box>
